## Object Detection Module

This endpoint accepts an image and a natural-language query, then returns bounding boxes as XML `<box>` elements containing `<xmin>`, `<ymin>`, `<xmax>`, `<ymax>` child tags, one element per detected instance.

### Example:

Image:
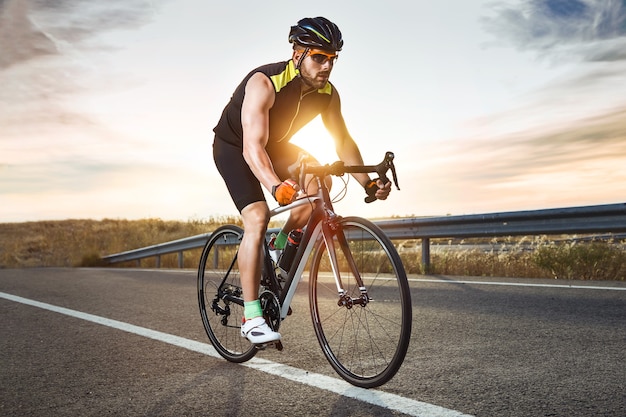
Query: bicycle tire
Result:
<box><xmin>309</xmin><ymin>216</ymin><xmax>412</xmax><ymax>387</ymax></box>
<box><xmin>198</xmin><ymin>225</ymin><xmax>257</xmax><ymax>362</ymax></box>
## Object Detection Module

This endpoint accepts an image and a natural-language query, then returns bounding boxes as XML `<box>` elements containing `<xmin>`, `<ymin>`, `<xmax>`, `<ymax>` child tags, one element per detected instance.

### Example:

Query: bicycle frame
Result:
<box><xmin>266</xmin><ymin>175</ymin><xmax>364</xmax><ymax>321</ymax></box>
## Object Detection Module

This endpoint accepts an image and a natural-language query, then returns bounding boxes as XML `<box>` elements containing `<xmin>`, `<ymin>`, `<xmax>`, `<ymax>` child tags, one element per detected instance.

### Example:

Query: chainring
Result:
<box><xmin>259</xmin><ymin>290</ymin><xmax>281</xmax><ymax>331</ymax></box>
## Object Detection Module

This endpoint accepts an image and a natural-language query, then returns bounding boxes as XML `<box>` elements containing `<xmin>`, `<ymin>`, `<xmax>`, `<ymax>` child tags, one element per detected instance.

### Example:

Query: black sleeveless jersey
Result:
<box><xmin>213</xmin><ymin>60</ymin><xmax>335</xmax><ymax>147</ymax></box>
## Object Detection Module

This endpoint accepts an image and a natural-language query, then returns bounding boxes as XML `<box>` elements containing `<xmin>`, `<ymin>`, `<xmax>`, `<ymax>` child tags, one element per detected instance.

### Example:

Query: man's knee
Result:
<box><xmin>241</xmin><ymin>202</ymin><xmax>270</xmax><ymax>234</ymax></box>
<box><xmin>289</xmin><ymin>204</ymin><xmax>312</xmax><ymax>227</ymax></box>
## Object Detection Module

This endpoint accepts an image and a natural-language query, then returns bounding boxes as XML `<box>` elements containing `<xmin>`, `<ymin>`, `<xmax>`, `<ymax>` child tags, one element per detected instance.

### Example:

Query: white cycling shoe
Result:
<box><xmin>241</xmin><ymin>316</ymin><xmax>281</xmax><ymax>344</ymax></box>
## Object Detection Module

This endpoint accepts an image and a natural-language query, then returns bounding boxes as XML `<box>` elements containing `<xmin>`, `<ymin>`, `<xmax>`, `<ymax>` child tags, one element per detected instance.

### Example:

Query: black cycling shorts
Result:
<box><xmin>213</xmin><ymin>136</ymin><xmax>316</xmax><ymax>213</ymax></box>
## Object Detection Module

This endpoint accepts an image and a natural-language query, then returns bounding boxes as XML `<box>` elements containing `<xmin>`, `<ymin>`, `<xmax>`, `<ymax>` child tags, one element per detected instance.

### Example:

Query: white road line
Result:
<box><xmin>409</xmin><ymin>278</ymin><xmax>626</xmax><ymax>291</ymax></box>
<box><xmin>1</xmin><ymin>291</ymin><xmax>473</xmax><ymax>417</ymax></box>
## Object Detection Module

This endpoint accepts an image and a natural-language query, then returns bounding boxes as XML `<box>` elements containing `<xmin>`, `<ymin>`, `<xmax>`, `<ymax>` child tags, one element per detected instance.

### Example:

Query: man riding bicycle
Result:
<box><xmin>213</xmin><ymin>17</ymin><xmax>391</xmax><ymax>344</ymax></box>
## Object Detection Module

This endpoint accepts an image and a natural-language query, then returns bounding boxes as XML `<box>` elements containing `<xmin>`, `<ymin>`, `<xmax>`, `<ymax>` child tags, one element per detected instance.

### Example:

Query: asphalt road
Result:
<box><xmin>1</xmin><ymin>268</ymin><xmax>625</xmax><ymax>417</ymax></box>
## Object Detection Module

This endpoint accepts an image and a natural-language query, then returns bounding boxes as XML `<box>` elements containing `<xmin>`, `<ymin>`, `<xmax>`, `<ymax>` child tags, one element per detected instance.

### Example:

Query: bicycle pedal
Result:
<box><xmin>254</xmin><ymin>340</ymin><xmax>284</xmax><ymax>351</ymax></box>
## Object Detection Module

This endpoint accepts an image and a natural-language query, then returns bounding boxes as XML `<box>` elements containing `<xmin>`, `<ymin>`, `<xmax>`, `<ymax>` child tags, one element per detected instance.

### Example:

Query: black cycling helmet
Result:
<box><xmin>288</xmin><ymin>17</ymin><xmax>343</xmax><ymax>52</ymax></box>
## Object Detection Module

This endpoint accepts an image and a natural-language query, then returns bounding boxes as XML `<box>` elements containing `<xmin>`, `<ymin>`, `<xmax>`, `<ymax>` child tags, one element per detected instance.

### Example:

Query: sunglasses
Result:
<box><xmin>308</xmin><ymin>50</ymin><xmax>338</xmax><ymax>64</ymax></box>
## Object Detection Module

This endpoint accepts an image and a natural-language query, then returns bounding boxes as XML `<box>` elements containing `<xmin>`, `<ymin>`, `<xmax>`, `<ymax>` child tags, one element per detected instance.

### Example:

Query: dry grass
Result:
<box><xmin>399</xmin><ymin>236</ymin><xmax>626</xmax><ymax>280</ymax></box>
<box><xmin>1</xmin><ymin>219</ymin><xmax>624</xmax><ymax>280</ymax></box>
<box><xmin>0</xmin><ymin>217</ymin><xmax>241</xmax><ymax>269</ymax></box>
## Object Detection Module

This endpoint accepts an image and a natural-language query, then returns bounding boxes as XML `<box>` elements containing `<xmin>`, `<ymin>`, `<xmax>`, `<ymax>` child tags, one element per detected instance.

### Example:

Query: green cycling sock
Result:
<box><xmin>244</xmin><ymin>300</ymin><xmax>263</xmax><ymax>320</ymax></box>
<box><xmin>274</xmin><ymin>231</ymin><xmax>288</xmax><ymax>250</ymax></box>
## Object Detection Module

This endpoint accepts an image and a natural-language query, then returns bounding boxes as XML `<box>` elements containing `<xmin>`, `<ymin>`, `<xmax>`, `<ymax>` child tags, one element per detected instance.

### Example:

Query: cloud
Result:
<box><xmin>0</xmin><ymin>0</ymin><xmax>159</xmax><ymax>69</ymax></box>
<box><xmin>0</xmin><ymin>0</ymin><xmax>165</xmax><ymax>165</ymax></box>
<box><xmin>0</xmin><ymin>0</ymin><xmax>162</xmax><ymax>130</ymax></box>
<box><xmin>0</xmin><ymin>0</ymin><xmax>56</xmax><ymax>67</ymax></box>
<box><xmin>0</xmin><ymin>159</ymin><xmax>117</xmax><ymax>194</ymax></box>
<box><xmin>404</xmin><ymin>106</ymin><xmax>626</xmax><ymax>214</ymax></box>
<box><xmin>482</xmin><ymin>0</ymin><xmax>626</xmax><ymax>61</ymax></box>
<box><xmin>471</xmin><ymin>105</ymin><xmax>626</xmax><ymax>174</ymax></box>
<box><xmin>0</xmin><ymin>158</ymin><xmax>215</xmax><ymax>221</ymax></box>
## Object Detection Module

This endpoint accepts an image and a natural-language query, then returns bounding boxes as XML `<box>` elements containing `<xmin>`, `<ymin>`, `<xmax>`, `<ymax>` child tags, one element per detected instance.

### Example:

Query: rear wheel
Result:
<box><xmin>198</xmin><ymin>225</ymin><xmax>256</xmax><ymax>362</ymax></box>
<box><xmin>309</xmin><ymin>217</ymin><xmax>412</xmax><ymax>387</ymax></box>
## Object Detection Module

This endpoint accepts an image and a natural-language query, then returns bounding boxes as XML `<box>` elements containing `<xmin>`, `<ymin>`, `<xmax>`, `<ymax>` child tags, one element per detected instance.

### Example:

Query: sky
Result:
<box><xmin>1</xmin><ymin>0</ymin><xmax>626</xmax><ymax>223</ymax></box>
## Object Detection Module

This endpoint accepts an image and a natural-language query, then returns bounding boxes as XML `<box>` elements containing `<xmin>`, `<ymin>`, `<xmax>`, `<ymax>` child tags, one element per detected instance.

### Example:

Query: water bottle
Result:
<box><xmin>278</xmin><ymin>229</ymin><xmax>303</xmax><ymax>274</ymax></box>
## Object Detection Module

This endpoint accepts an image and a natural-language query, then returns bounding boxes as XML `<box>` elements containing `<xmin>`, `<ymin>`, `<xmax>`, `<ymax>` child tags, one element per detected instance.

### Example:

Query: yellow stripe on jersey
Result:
<box><xmin>317</xmin><ymin>82</ymin><xmax>332</xmax><ymax>95</ymax></box>
<box><xmin>270</xmin><ymin>60</ymin><xmax>299</xmax><ymax>93</ymax></box>
<box><xmin>270</xmin><ymin>60</ymin><xmax>333</xmax><ymax>95</ymax></box>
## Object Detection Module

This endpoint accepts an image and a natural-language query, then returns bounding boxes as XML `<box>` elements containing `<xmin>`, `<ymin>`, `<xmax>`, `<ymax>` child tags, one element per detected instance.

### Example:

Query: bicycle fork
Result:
<box><xmin>321</xmin><ymin>220</ymin><xmax>370</xmax><ymax>309</ymax></box>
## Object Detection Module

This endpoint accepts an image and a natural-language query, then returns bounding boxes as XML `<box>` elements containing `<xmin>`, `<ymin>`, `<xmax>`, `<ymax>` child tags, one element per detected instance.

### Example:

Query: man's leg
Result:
<box><xmin>267</xmin><ymin>143</ymin><xmax>315</xmax><ymax>248</ymax></box>
<box><xmin>213</xmin><ymin>138</ymin><xmax>280</xmax><ymax>343</ymax></box>
<box><xmin>239</xmin><ymin>201</ymin><xmax>269</xmax><ymax>304</ymax></box>
<box><xmin>238</xmin><ymin>201</ymin><xmax>281</xmax><ymax>343</ymax></box>
<box><xmin>279</xmin><ymin>204</ymin><xmax>311</xmax><ymax>238</ymax></box>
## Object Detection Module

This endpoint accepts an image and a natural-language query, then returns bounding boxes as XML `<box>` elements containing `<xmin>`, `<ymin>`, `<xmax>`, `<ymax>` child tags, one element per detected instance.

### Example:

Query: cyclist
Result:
<box><xmin>212</xmin><ymin>17</ymin><xmax>391</xmax><ymax>344</ymax></box>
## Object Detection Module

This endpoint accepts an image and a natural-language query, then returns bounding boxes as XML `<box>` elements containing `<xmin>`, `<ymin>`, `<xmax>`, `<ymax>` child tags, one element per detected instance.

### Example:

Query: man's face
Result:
<box><xmin>297</xmin><ymin>49</ymin><xmax>338</xmax><ymax>90</ymax></box>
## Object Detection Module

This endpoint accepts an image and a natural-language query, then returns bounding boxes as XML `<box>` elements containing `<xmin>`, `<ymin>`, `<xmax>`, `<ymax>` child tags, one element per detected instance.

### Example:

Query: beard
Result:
<box><xmin>299</xmin><ymin>65</ymin><xmax>330</xmax><ymax>90</ymax></box>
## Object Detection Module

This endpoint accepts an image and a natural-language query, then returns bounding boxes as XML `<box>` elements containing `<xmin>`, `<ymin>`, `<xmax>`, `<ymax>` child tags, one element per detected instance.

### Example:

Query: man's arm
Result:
<box><xmin>240</xmin><ymin>72</ymin><xmax>282</xmax><ymax>193</ymax></box>
<box><xmin>322</xmin><ymin>90</ymin><xmax>391</xmax><ymax>199</ymax></box>
<box><xmin>321</xmin><ymin>91</ymin><xmax>367</xmax><ymax>185</ymax></box>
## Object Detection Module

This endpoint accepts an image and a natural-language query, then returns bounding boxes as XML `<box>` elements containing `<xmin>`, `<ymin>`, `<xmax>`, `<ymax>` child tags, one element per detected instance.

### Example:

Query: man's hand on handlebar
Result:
<box><xmin>365</xmin><ymin>178</ymin><xmax>392</xmax><ymax>202</ymax></box>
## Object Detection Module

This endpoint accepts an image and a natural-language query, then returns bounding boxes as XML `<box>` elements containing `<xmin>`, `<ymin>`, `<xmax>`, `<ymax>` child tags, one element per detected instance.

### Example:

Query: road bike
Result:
<box><xmin>197</xmin><ymin>152</ymin><xmax>412</xmax><ymax>388</ymax></box>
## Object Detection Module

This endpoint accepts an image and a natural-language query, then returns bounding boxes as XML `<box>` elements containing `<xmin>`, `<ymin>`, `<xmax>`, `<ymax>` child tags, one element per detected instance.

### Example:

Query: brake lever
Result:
<box><xmin>389</xmin><ymin>159</ymin><xmax>400</xmax><ymax>190</ymax></box>
<box><xmin>365</xmin><ymin>151</ymin><xmax>400</xmax><ymax>203</ymax></box>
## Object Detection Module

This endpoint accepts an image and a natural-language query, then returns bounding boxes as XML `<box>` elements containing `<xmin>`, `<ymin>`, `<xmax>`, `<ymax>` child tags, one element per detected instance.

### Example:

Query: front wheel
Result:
<box><xmin>309</xmin><ymin>217</ymin><xmax>412</xmax><ymax>388</ymax></box>
<box><xmin>198</xmin><ymin>225</ymin><xmax>257</xmax><ymax>362</ymax></box>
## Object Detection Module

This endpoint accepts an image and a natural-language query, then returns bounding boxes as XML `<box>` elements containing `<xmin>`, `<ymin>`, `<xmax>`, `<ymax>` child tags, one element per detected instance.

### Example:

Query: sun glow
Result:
<box><xmin>288</xmin><ymin>117</ymin><xmax>339</xmax><ymax>164</ymax></box>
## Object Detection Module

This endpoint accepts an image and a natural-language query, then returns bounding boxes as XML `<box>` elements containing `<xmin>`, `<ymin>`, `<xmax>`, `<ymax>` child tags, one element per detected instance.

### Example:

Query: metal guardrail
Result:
<box><xmin>102</xmin><ymin>202</ymin><xmax>626</xmax><ymax>270</ymax></box>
